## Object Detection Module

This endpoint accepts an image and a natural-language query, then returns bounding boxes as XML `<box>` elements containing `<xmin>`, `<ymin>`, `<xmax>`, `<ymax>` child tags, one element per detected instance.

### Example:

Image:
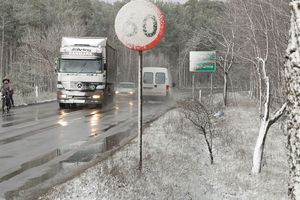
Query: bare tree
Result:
<box><xmin>232</xmin><ymin>0</ymin><xmax>288</xmax><ymax>174</ymax></box>
<box><xmin>285</xmin><ymin>1</ymin><xmax>300</xmax><ymax>198</ymax></box>
<box><xmin>251</xmin><ymin>57</ymin><xmax>286</xmax><ymax>174</ymax></box>
<box><xmin>234</xmin><ymin>0</ymin><xmax>288</xmax><ymax>110</ymax></box>
<box><xmin>15</xmin><ymin>16</ymin><xmax>86</xmax><ymax>94</ymax></box>
<box><xmin>187</xmin><ymin>1</ymin><xmax>244</xmax><ymax>106</ymax></box>
<box><xmin>178</xmin><ymin>99</ymin><xmax>214</xmax><ymax>164</ymax></box>
<box><xmin>0</xmin><ymin>15</ymin><xmax>12</xmax><ymax>80</ymax></box>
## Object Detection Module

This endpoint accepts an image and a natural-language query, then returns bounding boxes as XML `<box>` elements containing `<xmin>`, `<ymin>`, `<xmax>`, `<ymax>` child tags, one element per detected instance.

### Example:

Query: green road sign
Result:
<box><xmin>189</xmin><ymin>51</ymin><xmax>216</xmax><ymax>72</ymax></box>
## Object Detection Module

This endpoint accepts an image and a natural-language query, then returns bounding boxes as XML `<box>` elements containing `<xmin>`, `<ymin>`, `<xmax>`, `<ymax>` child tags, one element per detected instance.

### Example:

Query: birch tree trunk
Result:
<box><xmin>256</xmin><ymin>64</ymin><xmax>263</xmax><ymax>116</ymax></box>
<box><xmin>252</xmin><ymin>58</ymin><xmax>270</xmax><ymax>174</ymax></box>
<box><xmin>252</xmin><ymin>120</ymin><xmax>269</xmax><ymax>174</ymax></box>
<box><xmin>286</xmin><ymin>1</ymin><xmax>300</xmax><ymax>198</ymax></box>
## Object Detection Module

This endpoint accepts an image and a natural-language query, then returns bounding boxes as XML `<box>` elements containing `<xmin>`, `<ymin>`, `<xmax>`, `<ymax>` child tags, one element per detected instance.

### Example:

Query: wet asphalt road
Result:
<box><xmin>0</xmin><ymin>96</ymin><xmax>176</xmax><ymax>200</ymax></box>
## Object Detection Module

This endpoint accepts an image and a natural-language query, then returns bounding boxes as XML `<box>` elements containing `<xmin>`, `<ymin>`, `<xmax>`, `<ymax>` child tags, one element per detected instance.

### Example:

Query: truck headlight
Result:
<box><xmin>96</xmin><ymin>85</ymin><xmax>105</xmax><ymax>90</ymax></box>
<box><xmin>115</xmin><ymin>91</ymin><xmax>119</xmax><ymax>94</ymax></box>
<box><xmin>92</xmin><ymin>95</ymin><xmax>101</xmax><ymax>99</ymax></box>
<box><xmin>129</xmin><ymin>91</ymin><xmax>133</xmax><ymax>95</ymax></box>
<box><xmin>59</xmin><ymin>94</ymin><xmax>67</xmax><ymax>99</ymax></box>
<box><xmin>57</xmin><ymin>84</ymin><xmax>64</xmax><ymax>89</ymax></box>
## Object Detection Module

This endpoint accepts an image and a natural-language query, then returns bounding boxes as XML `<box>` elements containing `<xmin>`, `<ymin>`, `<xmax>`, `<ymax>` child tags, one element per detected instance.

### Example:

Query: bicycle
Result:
<box><xmin>2</xmin><ymin>94</ymin><xmax>11</xmax><ymax>113</ymax></box>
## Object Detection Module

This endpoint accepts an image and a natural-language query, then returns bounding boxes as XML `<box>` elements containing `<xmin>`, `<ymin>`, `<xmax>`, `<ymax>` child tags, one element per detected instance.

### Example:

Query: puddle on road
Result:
<box><xmin>0</xmin><ymin>124</ymin><xmax>61</xmax><ymax>145</ymax></box>
<box><xmin>1</xmin><ymin>118</ymin><xmax>33</xmax><ymax>128</ymax></box>
<box><xmin>0</xmin><ymin>149</ymin><xmax>62</xmax><ymax>183</ymax></box>
<box><xmin>1</xmin><ymin>107</ymin><xmax>81</xmax><ymax>128</ymax></box>
<box><xmin>3</xmin><ymin>130</ymin><xmax>135</xmax><ymax>200</ymax></box>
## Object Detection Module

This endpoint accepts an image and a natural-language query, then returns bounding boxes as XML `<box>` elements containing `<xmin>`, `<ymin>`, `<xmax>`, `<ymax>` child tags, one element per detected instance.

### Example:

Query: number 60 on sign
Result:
<box><xmin>114</xmin><ymin>0</ymin><xmax>166</xmax><ymax>51</ymax></box>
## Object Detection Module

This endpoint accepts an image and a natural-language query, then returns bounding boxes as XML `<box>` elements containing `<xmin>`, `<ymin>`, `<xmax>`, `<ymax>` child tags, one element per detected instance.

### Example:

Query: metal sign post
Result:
<box><xmin>210</xmin><ymin>73</ymin><xmax>213</xmax><ymax>97</ymax></box>
<box><xmin>115</xmin><ymin>0</ymin><xmax>165</xmax><ymax>171</ymax></box>
<box><xmin>192</xmin><ymin>72</ymin><xmax>195</xmax><ymax>100</ymax></box>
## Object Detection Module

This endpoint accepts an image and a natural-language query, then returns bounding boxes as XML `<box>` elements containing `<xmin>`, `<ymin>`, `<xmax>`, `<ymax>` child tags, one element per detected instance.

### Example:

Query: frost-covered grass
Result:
<box><xmin>39</xmin><ymin>92</ymin><xmax>288</xmax><ymax>200</ymax></box>
<box><xmin>14</xmin><ymin>92</ymin><xmax>56</xmax><ymax>106</ymax></box>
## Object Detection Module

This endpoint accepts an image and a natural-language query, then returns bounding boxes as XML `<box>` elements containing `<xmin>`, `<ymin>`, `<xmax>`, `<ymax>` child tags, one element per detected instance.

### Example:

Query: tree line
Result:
<box><xmin>0</xmin><ymin>0</ymin><xmax>224</xmax><ymax>96</ymax></box>
<box><xmin>0</xmin><ymin>0</ymin><xmax>289</xmax><ymax>106</ymax></box>
<box><xmin>2</xmin><ymin>0</ymin><xmax>298</xmax><ymax>198</ymax></box>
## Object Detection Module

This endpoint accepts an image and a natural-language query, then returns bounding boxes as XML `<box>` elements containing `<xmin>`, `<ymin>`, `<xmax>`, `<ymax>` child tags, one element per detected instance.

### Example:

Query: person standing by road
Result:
<box><xmin>1</xmin><ymin>78</ymin><xmax>14</xmax><ymax>107</ymax></box>
<box><xmin>9</xmin><ymin>87</ymin><xmax>14</xmax><ymax>107</ymax></box>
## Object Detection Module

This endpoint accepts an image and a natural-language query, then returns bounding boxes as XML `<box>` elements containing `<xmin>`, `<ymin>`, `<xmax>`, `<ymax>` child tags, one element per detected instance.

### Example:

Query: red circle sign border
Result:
<box><xmin>115</xmin><ymin>1</ymin><xmax>166</xmax><ymax>51</ymax></box>
<box><xmin>130</xmin><ymin>9</ymin><xmax>165</xmax><ymax>51</ymax></box>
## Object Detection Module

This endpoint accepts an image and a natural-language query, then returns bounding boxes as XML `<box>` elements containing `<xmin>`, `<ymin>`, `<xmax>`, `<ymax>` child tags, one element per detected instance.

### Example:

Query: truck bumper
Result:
<box><xmin>57</xmin><ymin>90</ymin><xmax>104</xmax><ymax>104</ymax></box>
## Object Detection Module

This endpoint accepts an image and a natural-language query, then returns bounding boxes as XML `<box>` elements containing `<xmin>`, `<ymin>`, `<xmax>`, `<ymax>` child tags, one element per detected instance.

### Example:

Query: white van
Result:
<box><xmin>142</xmin><ymin>67</ymin><xmax>174</xmax><ymax>100</ymax></box>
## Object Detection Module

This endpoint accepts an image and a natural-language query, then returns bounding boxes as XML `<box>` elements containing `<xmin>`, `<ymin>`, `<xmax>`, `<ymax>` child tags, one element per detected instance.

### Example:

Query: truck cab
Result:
<box><xmin>56</xmin><ymin>37</ymin><xmax>116</xmax><ymax>108</ymax></box>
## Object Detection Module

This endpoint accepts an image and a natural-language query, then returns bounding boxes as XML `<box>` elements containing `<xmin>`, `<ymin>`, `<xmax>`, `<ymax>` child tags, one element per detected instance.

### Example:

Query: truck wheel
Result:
<box><xmin>59</xmin><ymin>103</ymin><xmax>66</xmax><ymax>109</ymax></box>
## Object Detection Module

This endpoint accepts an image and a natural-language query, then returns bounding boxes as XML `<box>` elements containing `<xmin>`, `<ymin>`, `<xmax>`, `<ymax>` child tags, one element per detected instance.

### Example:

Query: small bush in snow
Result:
<box><xmin>177</xmin><ymin>99</ymin><xmax>214</xmax><ymax>164</ymax></box>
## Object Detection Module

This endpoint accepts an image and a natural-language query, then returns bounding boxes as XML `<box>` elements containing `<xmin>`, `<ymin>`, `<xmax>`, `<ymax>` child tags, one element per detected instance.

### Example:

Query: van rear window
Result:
<box><xmin>144</xmin><ymin>72</ymin><xmax>153</xmax><ymax>84</ymax></box>
<box><xmin>155</xmin><ymin>72</ymin><xmax>165</xmax><ymax>84</ymax></box>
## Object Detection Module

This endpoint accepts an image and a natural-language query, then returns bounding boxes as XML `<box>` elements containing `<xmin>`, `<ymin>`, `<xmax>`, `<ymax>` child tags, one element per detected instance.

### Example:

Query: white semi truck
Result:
<box><xmin>56</xmin><ymin>37</ymin><xmax>117</xmax><ymax>108</ymax></box>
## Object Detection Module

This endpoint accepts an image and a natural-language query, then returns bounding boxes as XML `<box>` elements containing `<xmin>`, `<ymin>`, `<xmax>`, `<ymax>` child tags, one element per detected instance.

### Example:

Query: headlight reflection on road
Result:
<box><xmin>90</xmin><ymin>111</ymin><xmax>97</xmax><ymax>115</ymax></box>
<box><xmin>90</xmin><ymin>113</ymin><xmax>100</xmax><ymax>126</ymax></box>
<box><xmin>129</xmin><ymin>101</ymin><xmax>133</xmax><ymax>106</ymax></box>
<box><xmin>58</xmin><ymin>110</ymin><xmax>67</xmax><ymax>117</ymax></box>
<box><xmin>57</xmin><ymin>109</ymin><xmax>68</xmax><ymax>126</ymax></box>
<box><xmin>58</xmin><ymin>119</ymin><xmax>68</xmax><ymax>127</ymax></box>
<box><xmin>90</xmin><ymin>113</ymin><xmax>101</xmax><ymax>137</ymax></box>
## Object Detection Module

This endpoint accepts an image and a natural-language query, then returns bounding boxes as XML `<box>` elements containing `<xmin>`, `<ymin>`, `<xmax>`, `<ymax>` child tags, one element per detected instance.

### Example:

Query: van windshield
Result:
<box><xmin>155</xmin><ymin>72</ymin><xmax>165</xmax><ymax>84</ymax></box>
<box><xmin>59</xmin><ymin>59</ymin><xmax>102</xmax><ymax>73</ymax></box>
<box><xmin>119</xmin><ymin>83</ymin><xmax>135</xmax><ymax>88</ymax></box>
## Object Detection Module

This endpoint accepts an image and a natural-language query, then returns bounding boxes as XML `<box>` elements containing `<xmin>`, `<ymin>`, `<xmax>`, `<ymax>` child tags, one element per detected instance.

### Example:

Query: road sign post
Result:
<box><xmin>138</xmin><ymin>51</ymin><xmax>143</xmax><ymax>170</ymax></box>
<box><xmin>115</xmin><ymin>0</ymin><xmax>165</xmax><ymax>171</ymax></box>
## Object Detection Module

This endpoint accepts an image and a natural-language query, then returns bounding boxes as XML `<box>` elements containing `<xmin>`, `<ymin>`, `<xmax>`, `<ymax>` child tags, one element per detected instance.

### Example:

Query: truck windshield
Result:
<box><xmin>59</xmin><ymin>59</ymin><xmax>102</xmax><ymax>73</ymax></box>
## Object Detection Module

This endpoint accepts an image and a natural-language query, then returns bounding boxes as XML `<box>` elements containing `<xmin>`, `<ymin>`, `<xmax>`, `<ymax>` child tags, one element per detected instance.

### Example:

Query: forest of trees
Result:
<box><xmin>0</xmin><ymin>0</ymin><xmax>289</xmax><ymax>107</ymax></box>
<box><xmin>1</xmin><ymin>0</ymin><xmax>296</xmax><ymax>197</ymax></box>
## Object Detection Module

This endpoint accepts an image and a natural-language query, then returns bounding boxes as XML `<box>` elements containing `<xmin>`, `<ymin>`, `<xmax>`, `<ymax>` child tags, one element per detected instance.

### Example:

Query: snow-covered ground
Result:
<box><xmin>14</xmin><ymin>92</ymin><xmax>56</xmax><ymax>107</ymax></box>
<box><xmin>38</xmin><ymin>92</ymin><xmax>288</xmax><ymax>200</ymax></box>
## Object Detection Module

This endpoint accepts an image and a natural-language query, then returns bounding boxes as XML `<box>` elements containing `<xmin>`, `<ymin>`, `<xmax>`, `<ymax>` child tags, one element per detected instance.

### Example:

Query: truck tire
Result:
<box><xmin>59</xmin><ymin>103</ymin><xmax>66</xmax><ymax>109</ymax></box>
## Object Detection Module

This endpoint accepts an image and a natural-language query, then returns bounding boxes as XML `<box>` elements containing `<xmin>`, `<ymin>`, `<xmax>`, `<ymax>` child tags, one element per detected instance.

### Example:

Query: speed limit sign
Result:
<box><xmin>114</xmin><ymin>0</ymin><xmax>166</xmax><ymax>51</ymax></box>
<box><xmin>114</xmin><ymin>0</ymin><xmax>165</xmax><ymax>171</ymax></box>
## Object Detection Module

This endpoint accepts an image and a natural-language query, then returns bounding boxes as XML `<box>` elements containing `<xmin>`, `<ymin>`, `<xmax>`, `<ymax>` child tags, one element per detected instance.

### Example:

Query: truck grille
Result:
<box><xmin>62</xmin><ymin>82</ymin><xmax>87</xmax><ymax>90</ymax></box>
